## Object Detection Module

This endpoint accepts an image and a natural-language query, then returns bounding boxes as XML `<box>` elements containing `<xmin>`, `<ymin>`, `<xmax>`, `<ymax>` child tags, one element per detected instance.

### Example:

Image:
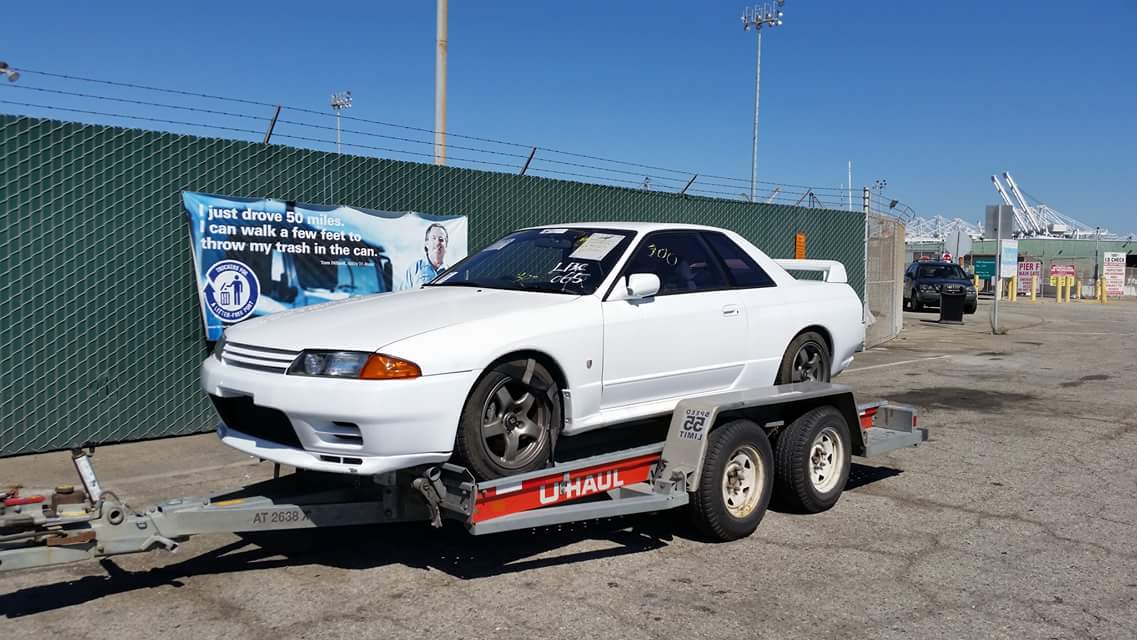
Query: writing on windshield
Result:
<box><xmin>429</xmin><ymin>228</ymin><xmax>634</xmax><ymax>295</ymax></box>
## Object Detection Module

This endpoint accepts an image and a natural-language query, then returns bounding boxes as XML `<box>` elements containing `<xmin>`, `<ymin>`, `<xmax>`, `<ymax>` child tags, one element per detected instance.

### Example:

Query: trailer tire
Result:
<box><xmin>688</xmin><ymin>419</ymin><xmax>773</xmax><ymax>542</ymax></box>
<box><xmin>773</xmin><ymin>406</ymin><xmax>851</xmax><ymax>513</ymax></box>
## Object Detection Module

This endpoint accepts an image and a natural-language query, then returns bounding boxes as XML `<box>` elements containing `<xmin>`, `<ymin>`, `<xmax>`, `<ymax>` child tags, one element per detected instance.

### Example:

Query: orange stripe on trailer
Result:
<box><xmin>4</xmin><ymin>495</ymin><xmax>46</xmax><ymax>507</ymax></box>
<box><xmin>471</xmin><ymin>453</ymin><xmax>661</xmax><ymax>523</ymax></box>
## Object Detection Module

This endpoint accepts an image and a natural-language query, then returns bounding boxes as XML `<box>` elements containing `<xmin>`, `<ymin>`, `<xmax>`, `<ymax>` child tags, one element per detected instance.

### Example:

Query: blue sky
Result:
<box><xmin>3</xmin><ymin>0</ymin><xmax>1135</xmax><ymax>232</ymax></box>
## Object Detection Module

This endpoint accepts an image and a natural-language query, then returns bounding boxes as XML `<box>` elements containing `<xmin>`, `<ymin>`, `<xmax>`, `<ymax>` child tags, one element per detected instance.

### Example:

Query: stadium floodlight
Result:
<box><xmin>0</xmin><ymin>62</ymin><xmax>19</xmax><ymax>82</ymax></box>
<box><xmin>739</xmin><ymin>1</ymin><xmax>787</xmax><ymax>202</ymax></box>
<box><xmin>330</xmin><ymin>90</ymin><xmax>353</xmax><ymax>153</ymax></box>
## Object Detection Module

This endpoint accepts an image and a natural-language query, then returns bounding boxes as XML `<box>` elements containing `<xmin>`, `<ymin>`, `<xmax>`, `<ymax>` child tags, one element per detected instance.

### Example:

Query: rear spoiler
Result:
<box><xmin>774</xmin><ymin>259</ymin><xmax>848</xmax><ymax>284</ymax></box>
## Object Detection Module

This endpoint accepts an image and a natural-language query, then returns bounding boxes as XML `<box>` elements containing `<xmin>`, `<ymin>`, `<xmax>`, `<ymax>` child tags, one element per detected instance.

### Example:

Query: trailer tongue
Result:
<box><xmin>1</xmin><ymin>383</ymin><xmax>927</xmax><ymax>574</ymax></box>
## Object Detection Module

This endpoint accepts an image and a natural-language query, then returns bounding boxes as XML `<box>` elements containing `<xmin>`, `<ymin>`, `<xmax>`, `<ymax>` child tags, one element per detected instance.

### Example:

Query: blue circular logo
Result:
<box><xmin>205</xmin><ymin>260</ymin><xmax>260</xmax><ymax>322</ymax></box>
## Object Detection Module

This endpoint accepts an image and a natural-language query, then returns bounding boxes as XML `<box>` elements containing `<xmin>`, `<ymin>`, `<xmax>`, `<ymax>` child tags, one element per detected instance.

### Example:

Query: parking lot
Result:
<box><xmin>2</xmin><ymin>299</ymin><xmax>1135</xmax><ymax>639</ymax></box>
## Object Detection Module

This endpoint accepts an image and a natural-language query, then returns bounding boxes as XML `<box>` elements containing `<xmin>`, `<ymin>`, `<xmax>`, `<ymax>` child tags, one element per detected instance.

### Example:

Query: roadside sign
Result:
<box><xmin>974</xmin><ymin>257</ymin><xmax>996</xmax><ymax>279</ymax></box>
<box><xmin>942</xmin><ymin>252</ymin><xmax>953</xmax><ymax>262</ymax></box>
<box><xmin>999</xmin><ymin>240</ymin><xmax>1019</xmax><ymax>278</ymax></box>
<box><xmin>1104</xmin><ymin>252</ymin><xmax>1126</xmax><ymax>297</ymax></box>
<box><xmin>1049</xmin><ymin>263</ymin><xmax>1076</xmax><ymax>278</ymax></box>
<box><xmin>1017</xmin><ymin>261</ymin><xmax>1041</xmax><ymax>294</ymax></box>
<box><xmin>945</xmin><ymin>229</ymin><xmax>972</xmax><ymax>261</ymax></box>
<box><xmin>794</xmin><ymin>232</ymin><xmax>806</xmax><ymax>259</ymax></box>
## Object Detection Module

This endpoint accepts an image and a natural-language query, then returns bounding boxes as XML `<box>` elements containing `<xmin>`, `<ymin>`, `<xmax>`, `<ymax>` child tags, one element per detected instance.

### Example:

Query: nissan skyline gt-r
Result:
<box><xmin>201</xmin><ymin>222</ymin><xmax>864</xmax><ymax>480</ymax></box>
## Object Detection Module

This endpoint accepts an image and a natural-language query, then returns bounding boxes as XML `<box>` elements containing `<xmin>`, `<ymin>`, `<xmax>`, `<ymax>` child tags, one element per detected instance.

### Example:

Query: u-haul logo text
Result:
<box><xmin>538</xmin><ymin>470</ymin><xmax>624</xmax><ymax>505</ymax></box>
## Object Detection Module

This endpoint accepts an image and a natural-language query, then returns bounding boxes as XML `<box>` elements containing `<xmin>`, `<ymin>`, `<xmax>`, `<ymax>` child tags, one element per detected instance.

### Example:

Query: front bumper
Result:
<box><xmin>201</xmin><ymin>356</ymin><xmax>480</xmax><ymax>475</ymax></box>
<box><xmin>915</xmin><ymin>290</ymin><xmax>976</xmax><ymax>307</ymax></box>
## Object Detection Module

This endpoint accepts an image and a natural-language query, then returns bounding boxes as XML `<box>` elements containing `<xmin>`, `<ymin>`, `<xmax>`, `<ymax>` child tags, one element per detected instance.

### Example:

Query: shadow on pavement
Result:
<box><xmin>0</xmin><ymin>513</ymin><xmax>682</xmax><ymax>617</ymax></box>
<box><xmin>1</xmin><ymin>429</ymin><xmax>908</xmax><ymax>617</ymax></box>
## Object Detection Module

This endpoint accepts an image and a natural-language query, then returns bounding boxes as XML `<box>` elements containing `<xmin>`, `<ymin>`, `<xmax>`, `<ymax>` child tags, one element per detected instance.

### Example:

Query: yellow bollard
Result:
<box><xmin>1031</xmin><ymin>275</ymin><xmax>1038</xmax><ymax>302</ymax></box>
<box><xmin>1048</xmin><ymin>276</ymin><xmax>1057</xmax><ymax>302</ymax></box>
<box><xmin>974</xmin><ymin>274</ymin><xmax>980</xmax><ymax>290</ymax></box>
<box><xmin>1009</xmin><ymin>276</ymin><xmax>1017</xmax><ymax>302</ymax></box>
<box><xmin>1073</xmin><ymin>278</ymin><xmax>1080</xmax><ymax>301</ymax></box>
<box><xmin>1060</xmin><ymin>277</ymin><xmax>1069</xmax><ymax>303</ymax></box>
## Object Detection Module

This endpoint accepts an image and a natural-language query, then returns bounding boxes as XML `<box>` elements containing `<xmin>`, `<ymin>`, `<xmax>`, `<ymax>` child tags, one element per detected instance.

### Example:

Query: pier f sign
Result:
<box><xmin>183</xmin><ymin>191</ymin><xmax>467</xmax><ymax>341</ymax></box>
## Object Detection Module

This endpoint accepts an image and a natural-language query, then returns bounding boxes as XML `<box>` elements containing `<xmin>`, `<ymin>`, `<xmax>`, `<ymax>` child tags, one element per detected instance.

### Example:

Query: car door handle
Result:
<box><xmin>721</xmin><ymin>304</ymin><xmax>741</xmax><ymax>317</ymax></box>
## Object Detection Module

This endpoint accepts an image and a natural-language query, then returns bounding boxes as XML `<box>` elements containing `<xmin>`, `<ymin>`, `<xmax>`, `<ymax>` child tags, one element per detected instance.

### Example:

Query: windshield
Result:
<box><xmin>429</xmin><ymin>228</ymin><xmax>635</xmax><ymax>295</ymax></box>
<box><xmin>918</xmin><ymin>264</ymin><xmax>968</xmax><ymax>280</ymax></box>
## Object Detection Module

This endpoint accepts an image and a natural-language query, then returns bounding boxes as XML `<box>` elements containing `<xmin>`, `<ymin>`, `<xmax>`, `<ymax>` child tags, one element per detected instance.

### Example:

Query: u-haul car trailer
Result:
<box><xmin>0</xmin><ymin>382</ymin><xmax>926</xmax><ymax>574</ymax></box>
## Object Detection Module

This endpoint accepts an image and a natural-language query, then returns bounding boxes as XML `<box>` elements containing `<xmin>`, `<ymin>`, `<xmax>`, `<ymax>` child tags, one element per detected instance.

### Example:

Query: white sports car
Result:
<box><xmin>201</xmin><ymin>222</ymin><xmax>863</xmax><ymax>480</ymax></box>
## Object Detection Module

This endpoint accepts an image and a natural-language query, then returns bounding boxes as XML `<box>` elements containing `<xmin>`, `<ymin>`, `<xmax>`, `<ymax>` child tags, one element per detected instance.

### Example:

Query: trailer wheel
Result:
<box><xmin>688</xmin><ymin>419</ymin><xmax>773</xmax><ymax>542</ymax></box>
<box><xmin>773</xmin><ymin>406</ymin><xmax>852</xmax><ymax>513</ymax></box>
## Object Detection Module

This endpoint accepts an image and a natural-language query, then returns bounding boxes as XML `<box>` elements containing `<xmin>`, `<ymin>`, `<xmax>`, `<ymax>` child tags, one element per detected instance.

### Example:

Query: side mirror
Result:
<box><xmin>625</xmin><ymin>273</ymin><xmax>660</xmax><ymax>300</ymax></box>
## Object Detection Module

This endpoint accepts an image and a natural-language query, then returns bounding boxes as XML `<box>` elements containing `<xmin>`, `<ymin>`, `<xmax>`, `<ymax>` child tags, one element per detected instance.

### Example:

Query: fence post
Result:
<box><xmin>1031</xmin><ymin>275</ymin><xmax>1037</xmax><ymax>303</ymax></box>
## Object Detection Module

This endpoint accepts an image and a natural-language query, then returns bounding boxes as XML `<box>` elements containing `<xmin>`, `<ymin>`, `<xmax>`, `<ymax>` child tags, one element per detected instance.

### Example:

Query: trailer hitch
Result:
<box><xmin>411</xmin><ymin>467</ymin><xmax>447</xmax><ymax>528</ymax></box>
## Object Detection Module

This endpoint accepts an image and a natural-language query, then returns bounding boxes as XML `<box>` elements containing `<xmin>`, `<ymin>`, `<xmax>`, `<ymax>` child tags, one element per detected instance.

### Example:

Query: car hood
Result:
<box><xmin>224</xmin><ymin>286</ymin><xmax>582</xmax><ymax>352</ymax></box>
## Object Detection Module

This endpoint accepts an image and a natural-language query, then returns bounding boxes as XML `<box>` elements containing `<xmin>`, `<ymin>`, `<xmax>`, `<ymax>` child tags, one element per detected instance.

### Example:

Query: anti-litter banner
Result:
<box><xmin>183</xmin><ymin>191</ymin><xmax>468</xmax><ymax>341</ymax></box>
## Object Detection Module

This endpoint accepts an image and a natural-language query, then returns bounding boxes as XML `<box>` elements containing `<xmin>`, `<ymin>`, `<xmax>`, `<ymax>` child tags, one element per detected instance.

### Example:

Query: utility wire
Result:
<box><xmin>9</xmin><ymin>68</ymin><xmax>774</xmax><ymax>187</ymax></box>
<box><xmin>7</xmin><ymin>68</ymin><xmax>871</xmax><ymax>203</ymax></box>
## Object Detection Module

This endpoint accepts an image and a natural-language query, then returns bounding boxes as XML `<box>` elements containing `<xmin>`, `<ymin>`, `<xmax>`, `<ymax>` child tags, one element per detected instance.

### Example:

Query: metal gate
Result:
<box><xmin>864</xmin><ymin>213</ymin><xmax>905</xmax><ymax>347</ymax></box>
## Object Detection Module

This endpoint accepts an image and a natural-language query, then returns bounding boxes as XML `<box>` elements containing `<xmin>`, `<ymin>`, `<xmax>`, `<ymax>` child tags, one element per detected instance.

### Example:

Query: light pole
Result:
<box><xmin>435</xmin><ymin>0</ymin><xmax>448</xmax><ymax>165</ymax></box>
<box><xmin>330</xmin><ymin>91</ymin><xmax>352</xmax><ymax>153</ymax></box>
<box><xmin>740</xmin><ymin>1</ymin><xmax>785</xmax><ymax>203</ymax></box>
<box><xmin>1094</xmin><ymin>226</ymin><xmax>1101</xmax><ymax>287</ymax></box>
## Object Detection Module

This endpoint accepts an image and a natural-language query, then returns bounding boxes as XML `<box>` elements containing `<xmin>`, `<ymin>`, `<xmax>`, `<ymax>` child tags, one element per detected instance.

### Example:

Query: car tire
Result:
<box><xmin>776</xmin><ymin>331</ymin><xmax>832</xmax><ymax>385</ymax></box>
<box><xmin>912</xmin><ymin>296</ymin><xmax>924</xmax><ymax>312</ymax></box>
<box><xmin>688</xmin><ymin>419</ymin><xmax>774</xmax><ymax>542</ymax></box>
<box><xmin>903</xmin><ymin>295</ymin><xmax>911</xmax><ymax>311</ymax></box>
<box><xmin>965</xmin><ymin>303</ymin><xmax>977</xmax><ymax>314</ymax></box>
<box><xmin>772</xmin><ymin>406</ymin><xmax>852</xmax><ymax>513</ymax></box>
<box><xmin>454</xmin><ymin>358</ymin><xmax>561</xmax><ymax>481</ymax></box>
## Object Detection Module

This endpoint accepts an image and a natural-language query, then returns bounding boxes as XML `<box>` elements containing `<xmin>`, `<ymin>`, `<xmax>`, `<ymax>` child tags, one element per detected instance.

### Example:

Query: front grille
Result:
<box><xmin>222</xmin><ymin>341</ymin><xmax>300</xmax><ymax>374</ymax></box>
<box><xmin>210</xmin><ymin>395</ymin><xmax>302</xmax><ymax>448</ymax></box>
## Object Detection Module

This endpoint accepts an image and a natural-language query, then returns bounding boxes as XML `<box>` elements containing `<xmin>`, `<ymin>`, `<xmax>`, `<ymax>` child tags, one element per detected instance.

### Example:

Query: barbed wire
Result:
<box><xmin>3</xmin><ymin>67</ymin><xmax>918</xmax><ymax>214</ymax></box>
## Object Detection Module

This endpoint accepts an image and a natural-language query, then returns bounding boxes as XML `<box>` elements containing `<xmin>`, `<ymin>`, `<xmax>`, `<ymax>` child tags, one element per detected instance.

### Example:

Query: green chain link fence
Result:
<box><xmin>0</xmin><ymin>113</ymin><xmax>865</xmax><ymax>456</ymax></box>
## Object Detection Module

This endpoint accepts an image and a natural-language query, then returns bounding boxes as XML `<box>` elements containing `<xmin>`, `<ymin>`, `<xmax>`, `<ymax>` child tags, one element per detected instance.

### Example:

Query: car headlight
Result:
<box><xmin>287</xmin><ymin>350</ymin><xmax>421</xmax><ymax>380</ymax></box>
<box><xmin>212</xmin><ymin>333</ymin><xmax>227</xmax><ymax>361</ymax></box>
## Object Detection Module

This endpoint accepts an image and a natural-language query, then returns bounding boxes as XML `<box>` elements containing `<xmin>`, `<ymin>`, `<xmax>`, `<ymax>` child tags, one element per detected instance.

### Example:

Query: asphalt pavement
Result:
<box><xmin>2</xmin><ymin>298</ymin><xmax>1135</xmax><ymax>639</ymax></box>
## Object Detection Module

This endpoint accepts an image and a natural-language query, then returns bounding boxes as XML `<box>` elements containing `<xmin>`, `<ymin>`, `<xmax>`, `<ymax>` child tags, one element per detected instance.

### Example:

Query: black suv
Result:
<box><xmin>904</xmin><ymin>261</ymin><xmax>977</xmax><ymax>313</ymax></box>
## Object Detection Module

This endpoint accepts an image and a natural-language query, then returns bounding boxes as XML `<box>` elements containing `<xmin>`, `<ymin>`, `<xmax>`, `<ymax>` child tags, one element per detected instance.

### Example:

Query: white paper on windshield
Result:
<box><xmin>570</xmin><ymin>233</ymin><xmax>623</xmax><ymax>261</ymax></box>
<box><xmin>540</xmin><ymin>228</ymin><xmax>568</xmax><ymax>234</ymax></box>
<box><xmin>484</xmin><ymin>237</ymin><xmax>514</xmax><ymax>251</ymax></box>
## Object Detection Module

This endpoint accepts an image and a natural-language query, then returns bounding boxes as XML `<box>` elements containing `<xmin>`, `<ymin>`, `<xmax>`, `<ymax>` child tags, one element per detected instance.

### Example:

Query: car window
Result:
<box><xmin>622</xmin><ymin>232</ymin><xmax>727</xmax><ymax>295</ymax></box>
<box><xmin>703</xmin><ymin>232</ymin><xmax>775</xmax><ymax>288</ymax></box>
<box><xmin>917</xmin><ymin>264</ymin><xmax>967</xmax><ymax>279</ymax></box>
